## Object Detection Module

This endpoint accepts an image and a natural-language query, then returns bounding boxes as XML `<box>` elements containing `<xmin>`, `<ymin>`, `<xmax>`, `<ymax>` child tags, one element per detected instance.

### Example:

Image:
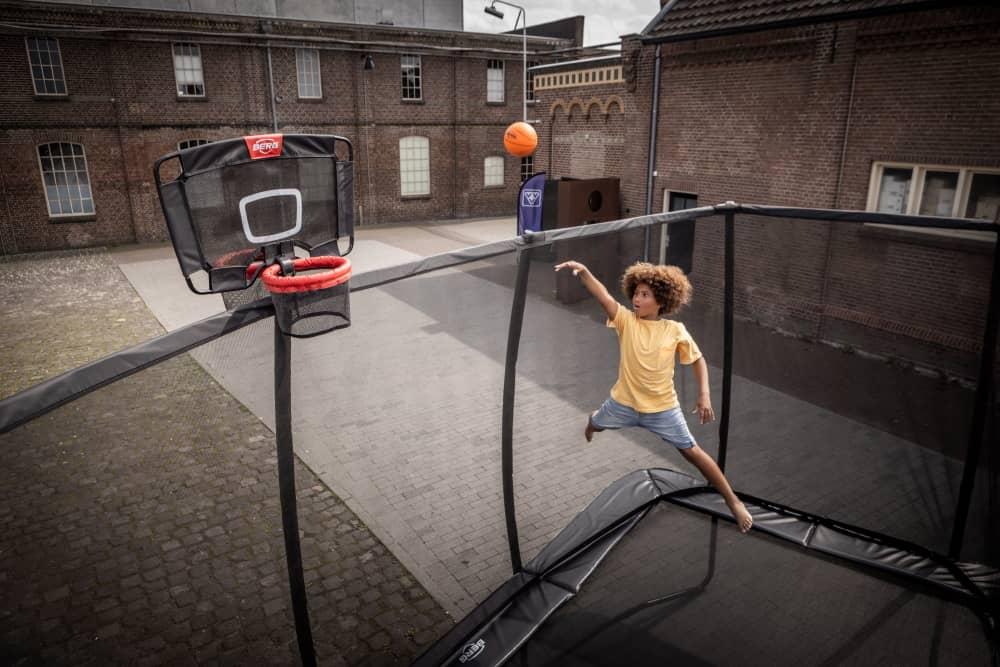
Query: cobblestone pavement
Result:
<box><xmin>0</xmin><ymin>249</ymin><xmax>453</xmax><ymax>665</ymax></box>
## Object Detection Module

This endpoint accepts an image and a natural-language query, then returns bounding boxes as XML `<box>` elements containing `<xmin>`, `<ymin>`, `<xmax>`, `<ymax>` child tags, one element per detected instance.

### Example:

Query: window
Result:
<box><xmin>399</xmin><ymin>136</ymin><xmax>429</xmax><ymax>196</ymax></box>
<box><xmin>37</xmin><ymin>143</ymin><xmax>94</xmax><ymax>218</ymax></box>
<box><xmin>487</xmin><ymin>59</ymin><xmax>504</xmax><ymax>103</ymax></box>
<box><xmin>401</xmin><ymin>55</ymin><xmax>422</xmax><ymax>100</ymax></box>
<box><xmin>173</xmin><ymin>43</ymin><xmax>205</xmax><ymax>97</ymax></box>
<box><xmin>26</xmin><ymin>37</ymin><xmax>67</xmax><ymax>96</ymax></box>
<box><xmin>484</xmin><ymin>156</ymin><xmax>504</xmax><ymax>187</ymax></box>
<box><xmin>868</xmin><ymin>162</ymin><xmax>1000</xmax><ymax>222</ymax></box>
<box><xmin>526</xmin><ymin>61</ymin><xmax>539</xmax><ymax>102</ymax></box>
<box><xmin>520</xmin><ymin>156</ymin><xmax>534</xmax><ymax>182</ymax></box>
<box><xmin>178</xmin><ymin>139</ymin><xmax>209</xmax><ymax>150</ymax></box>
<box><xmin>296</xmin><ymin>48</ymin><xmax>322</xmax><ymax>99</ymax></box>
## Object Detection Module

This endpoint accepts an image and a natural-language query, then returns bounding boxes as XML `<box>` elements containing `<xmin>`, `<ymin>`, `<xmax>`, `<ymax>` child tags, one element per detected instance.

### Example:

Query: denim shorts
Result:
<box><xmin>591</xmin><ymin>397</ymin><xmax>695</xmax><ymax>449</ymax></box>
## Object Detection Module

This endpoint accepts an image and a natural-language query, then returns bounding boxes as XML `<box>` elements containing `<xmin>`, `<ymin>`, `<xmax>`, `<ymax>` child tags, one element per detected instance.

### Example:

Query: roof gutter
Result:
<box><xmin>639</xmin><ymin>0</ymin><xmax>974</xmax><ymax>45</ymax></box>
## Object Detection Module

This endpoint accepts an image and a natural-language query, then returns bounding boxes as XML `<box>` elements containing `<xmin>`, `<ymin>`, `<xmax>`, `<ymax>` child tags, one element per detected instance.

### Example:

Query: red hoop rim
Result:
<box><xmin>261</xmin><ymin>256</ymin><xmax>352</xmax><ymax>294</ymax></box>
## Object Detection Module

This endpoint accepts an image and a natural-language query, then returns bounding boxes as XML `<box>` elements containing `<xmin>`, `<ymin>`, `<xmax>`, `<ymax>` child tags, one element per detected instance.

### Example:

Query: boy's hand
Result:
<box><xmin>554</xmin><ymin>260</ymin><xmax>588</xmax><ymax>276</ymax></box>
<box><xmin>692</xmin><ymin>392</ymin><xmax>715</xmax><ymax>424</ymax></box>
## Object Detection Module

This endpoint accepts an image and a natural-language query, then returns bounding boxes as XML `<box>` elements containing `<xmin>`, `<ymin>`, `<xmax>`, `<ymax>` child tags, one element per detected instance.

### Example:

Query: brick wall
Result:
<box><xmin>536</xmin><ymin>6</ymin><xmax>999</xmax><ymax>375</ymax></box>
<box><xmin>0</xmin><ymin>1</ymin><xmax>560</xmax><ymax>254</ymax></box>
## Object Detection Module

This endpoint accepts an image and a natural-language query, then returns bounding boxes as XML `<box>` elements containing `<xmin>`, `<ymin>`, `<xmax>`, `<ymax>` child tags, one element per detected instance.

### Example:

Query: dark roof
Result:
<box><xmin>512</xmin><ymin>16</ymin><xmax>585</xmax><ymax>46</ymax></box>
<box><xmin>643</xmin><ymin>0</ymin><xmax>961</xmax><ymax>41</ymax></box>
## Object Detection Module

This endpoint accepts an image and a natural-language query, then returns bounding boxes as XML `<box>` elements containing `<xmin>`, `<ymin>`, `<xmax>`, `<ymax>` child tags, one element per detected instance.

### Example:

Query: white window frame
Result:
<box><xmin>37</xmin><ymin>142</ymin><xmax>95</xmax><ymax>218</ymax></box>
<box><xmin>520</xmin><ymin>156</ymin><xmax>534</xmax><ymax>182</ymax></box>
<box><xmin>866</xmin><ymin>162</ymin><xmax>1000</xmax><ymax>239</ymax></box>
<box><xmin>295</xmin><ymin>48</ymin><xmax>322</xmax><ymax>99</ymax></box>
<box><xmin>659</xmin><ymin>189</ymin><xmax>698</xmax><ymax>264</ymax></box>
<box><xmin>484</xmin><ymin>156</ymin><xmax>504</xmax><ymax>187</ymax></box>
<box><xmin>487</xmin><ymin>59</ymin><xmax>505</xmax><ymax>104</ymax></box>
<box><xmin>526</xmin><ymin>61</ymin><xmax>539</xmax><ymax>102</ymax></box>
<box><xmin>26</xmin><ymin>37</ymin><xmax>67</xmax><ymax>96</ymax></box>
<box><xmin>173</xmin><ymin>43</ymin><xmax>205</xmax><ymax>97</ymax></box>
<box><xmin>399</xmin><ymin>136</ymin><xmax>430</xmax><ymax>196</ymax></box>
<box><xmin>401</xmin><ymin>54</ymin><xmax>422</xmax><ymax>101</ymax></box>
<box><xmin>178</xmin><ymin>139</ymin><xmax>209</xmax><ymax>150</ymax></box>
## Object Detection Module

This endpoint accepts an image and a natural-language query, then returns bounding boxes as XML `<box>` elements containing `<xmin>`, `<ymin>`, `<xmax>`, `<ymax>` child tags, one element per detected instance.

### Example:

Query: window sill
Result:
<box><xmin>401</xmin><ymin>98</ymin><xmax>425</xmax><ymax>104</ymax></box>
<box><xmin>401</xmin><ymin>194</ymin><xmax>431</xmax><ymax>200</ymax></box>
<box><xmin>486</xmin><ymin>101</ymin><xmax>506</xmax><ymax>106</ymax></box>
<box><xmin>483</xmin><ymin>184</ymin><xmax>506</xmax><ymax>190</ymax></box>
<box><xmin>861</xmin><ymin>222</ymin><xmax>996</xmax><ymax>254</ymax></box>
<box><xmin>297</xmin><ymin>96</ymin><xmax>325</xmax><ymax>103</ymax></box>
<box><xmin>50</xmin><ymin>214</ymin><xmax>96</xmax><ymax>223</ymax></box>
<box><xmin>33</xmin><ymin>94</ymin><xmax>70</xmax><ymax>101</ymax></box>
<box><xmin>176</xmin><ymin>95</ymin><xmax>209</xmax><ymax>102</ymax></box>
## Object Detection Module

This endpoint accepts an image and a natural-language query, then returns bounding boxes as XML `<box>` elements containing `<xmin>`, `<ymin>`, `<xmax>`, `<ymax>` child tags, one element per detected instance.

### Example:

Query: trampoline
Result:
<box><xmin>1</xmin><ymin>137</ymin><xmax>997</xmax><ymax>666</ymax></box>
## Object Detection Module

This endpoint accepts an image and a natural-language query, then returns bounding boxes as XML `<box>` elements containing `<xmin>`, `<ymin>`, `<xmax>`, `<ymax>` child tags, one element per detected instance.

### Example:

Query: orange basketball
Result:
<box><xmin>503</xmin><ymin>121</ymin><xmax>538</xmax><ymax>158</ymax></box>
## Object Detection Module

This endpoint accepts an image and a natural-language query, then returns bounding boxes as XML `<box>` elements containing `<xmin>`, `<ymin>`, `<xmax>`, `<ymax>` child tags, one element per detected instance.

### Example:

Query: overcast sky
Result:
<box><xmin>463</xmin><ymin>0</ymin><xmax>662</xmax><ymax>48</ymax></box>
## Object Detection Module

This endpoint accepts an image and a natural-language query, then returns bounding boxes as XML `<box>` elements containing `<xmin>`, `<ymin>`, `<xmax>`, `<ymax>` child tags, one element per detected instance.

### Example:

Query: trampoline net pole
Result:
<box><xmin>501</xmin><ymin>244</ymin><xmax>536</xmax><ymax>573</ymax></box>
<box><xmin>949</xmin><ymin>231</ymin><xmax>1000</xmax><ymax>559</ymax></box>
<box><xmin>274</xmin><ymin>324</ymin><xmax>317</xmax><ymax>666</ymax></box>
<box><xmin>718</xmin><ymin>208</ymin><xmax>736</xmax><ymax>472</ymax></box>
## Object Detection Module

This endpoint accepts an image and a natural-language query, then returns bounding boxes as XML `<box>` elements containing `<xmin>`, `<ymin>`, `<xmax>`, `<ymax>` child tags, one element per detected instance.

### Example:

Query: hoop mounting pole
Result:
<box><xmin>274</xmin><ymin>324</ymin><xmax>317</xmax><ymax>666</ymax></box>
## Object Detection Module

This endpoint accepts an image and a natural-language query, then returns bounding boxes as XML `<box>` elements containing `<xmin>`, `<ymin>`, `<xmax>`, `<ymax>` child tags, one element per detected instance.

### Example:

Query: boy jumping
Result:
<box><xmin>555</xmin><ymin>259</ymin><xmax>753</xmax><ymax>533</ymax></box>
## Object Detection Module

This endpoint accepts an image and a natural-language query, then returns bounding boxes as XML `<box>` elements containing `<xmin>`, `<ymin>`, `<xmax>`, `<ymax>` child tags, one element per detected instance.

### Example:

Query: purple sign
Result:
<box><xmin>517</xmin><ymin>172</ymin><xmax>546</xmax><ymax>235</ymax></box>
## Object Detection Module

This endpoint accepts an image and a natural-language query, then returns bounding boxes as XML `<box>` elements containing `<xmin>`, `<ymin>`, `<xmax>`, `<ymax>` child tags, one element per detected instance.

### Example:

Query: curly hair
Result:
<box><xmin>621</xmin><ymin>262</ymin><xmax>692</xmax><ymax>316</ymax></box>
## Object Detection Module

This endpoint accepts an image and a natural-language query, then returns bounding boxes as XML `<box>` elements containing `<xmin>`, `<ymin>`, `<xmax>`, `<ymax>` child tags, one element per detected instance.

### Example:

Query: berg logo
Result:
<box><xmin>458</xmin><ymin>638</ymin><xmax>485</xmax><ymax>663</ymax></box>
<box><xmin>244</xmin><ymin>134</ymin><xmax>284</xmax><ymax>160</ymax></box>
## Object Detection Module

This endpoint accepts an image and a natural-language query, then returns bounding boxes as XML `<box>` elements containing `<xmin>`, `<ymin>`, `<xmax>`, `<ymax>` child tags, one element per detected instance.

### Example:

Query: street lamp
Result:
<box><xmin>484</xmin><ymin>0</ymin><xmax>527</xmax><ymax>122</ymax></box>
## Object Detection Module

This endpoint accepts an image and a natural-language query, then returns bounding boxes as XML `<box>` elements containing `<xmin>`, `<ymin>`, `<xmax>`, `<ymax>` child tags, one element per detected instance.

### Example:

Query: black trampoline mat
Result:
<box><xmin>510</xmin><ymin>502</ymin><xmax>991</xmax><ymax>666</ymax></box>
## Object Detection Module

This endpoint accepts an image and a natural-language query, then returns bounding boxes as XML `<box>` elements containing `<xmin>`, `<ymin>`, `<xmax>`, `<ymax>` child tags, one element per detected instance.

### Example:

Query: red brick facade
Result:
<box><xmin>0</xmin><ymin>2</ymin><xmax>569</xmax><ymax>254</ymax></box>
<box><xmin>532</xmin><ymin>5</ymin><xmax>1000</xmax><ymax>375</ymax></box>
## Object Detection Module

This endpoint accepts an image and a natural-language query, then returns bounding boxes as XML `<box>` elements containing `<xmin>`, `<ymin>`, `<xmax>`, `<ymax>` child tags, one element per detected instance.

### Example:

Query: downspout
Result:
<box><xmin>108</xmin><ymin>44</ymin><xmax>137</xmax><ymax>244</ymax></box>
<box><xmin>643</xmin><ymin>43</ymin><xmax>663</xmax><ymax>259</ymax></box>
<box><xmin>266</xmin><ymin>43</ymin><xmax>279</xmax><ymax>132</ymax></box>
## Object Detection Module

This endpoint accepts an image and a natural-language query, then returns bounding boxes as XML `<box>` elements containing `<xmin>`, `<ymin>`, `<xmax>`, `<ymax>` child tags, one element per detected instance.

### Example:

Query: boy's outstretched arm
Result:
<box><xmin>554</xmin><ymin>260</ymin><xmax>618</xmax><ymax>320</ymax></box>
<box><xmin>691</xmin><ymin>357</ymin><xmax>716</xmax><ymax>424</ymax></box>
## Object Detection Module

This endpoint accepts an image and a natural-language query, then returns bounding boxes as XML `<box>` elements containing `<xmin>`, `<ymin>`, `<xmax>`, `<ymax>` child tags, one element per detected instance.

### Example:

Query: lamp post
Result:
<box><xmin>485</xmin><ymin>0</ymin><xmax>527</xmax><ymax>122</ymax></box>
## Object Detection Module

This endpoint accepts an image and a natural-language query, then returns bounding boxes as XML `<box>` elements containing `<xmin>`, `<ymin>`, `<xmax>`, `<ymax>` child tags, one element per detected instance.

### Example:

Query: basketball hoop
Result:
<box><xmin>261</xmin><ymin>256</ymin><xmax>352</xmax><ymax>338</ymax></box>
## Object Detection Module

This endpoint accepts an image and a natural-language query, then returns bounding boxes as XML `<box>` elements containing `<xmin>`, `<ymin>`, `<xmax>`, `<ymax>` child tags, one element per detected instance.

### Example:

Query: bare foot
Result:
<box><xmin>728</xmin><ymin>501</ymin><xmax>753</xmax><ymax>534</ymax></box>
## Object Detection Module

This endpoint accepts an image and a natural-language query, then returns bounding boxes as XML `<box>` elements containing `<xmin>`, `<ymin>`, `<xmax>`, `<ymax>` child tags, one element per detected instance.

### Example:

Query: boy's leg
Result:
<box><xmin>679</xmin><ymin>445</ymin><xmax>753</xmax><ymax>533</ymax></box>
<box><xmin>585</xmin><ymin>398</ymin><xmax>637</xmax><ymax>443</ymax></box>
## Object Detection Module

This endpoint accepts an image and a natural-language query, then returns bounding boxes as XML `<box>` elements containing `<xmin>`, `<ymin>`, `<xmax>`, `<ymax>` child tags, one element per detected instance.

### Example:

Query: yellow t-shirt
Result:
<box><xmin>607</xmin><ymin>303</ymin><xmax>702</xmax><ymax>413</ymax></box>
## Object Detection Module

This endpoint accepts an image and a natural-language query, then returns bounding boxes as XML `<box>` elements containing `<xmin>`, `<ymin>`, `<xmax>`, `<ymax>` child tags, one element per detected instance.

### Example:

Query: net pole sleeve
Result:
<box><xmin>273</xmin><ymin>325</ymin><xmax>317</xmax><ymax>666</ymax></box>
<box><xmin>949</xmin><ymin>234</ymin><xmax>1000</xmax><ymax>559</ymax></box>
<box><xmin>718</xmin><ymin>209</ymin><xmax>736</xmax><ymax>471</ymax></box>
<box><xmin>501</xmin><ymin>247</ymin><xmax>535</xmax><ymax>574</ymax></box>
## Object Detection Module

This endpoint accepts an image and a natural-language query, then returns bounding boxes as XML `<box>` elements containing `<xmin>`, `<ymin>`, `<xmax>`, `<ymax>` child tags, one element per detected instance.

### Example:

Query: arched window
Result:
<box><xmin>399</xmin><ymin>136</ymin><xmax>430</xmax><ymax>196</ymax></box>
<box><xmin>484</xmin><ymin>156</ymin><xmax>504</xmax><ymax>187</ymax></box>
<box><xmin>37</xmin><ymin>143</ymin><xmax>94</xmax><ymax>217</ymax></box>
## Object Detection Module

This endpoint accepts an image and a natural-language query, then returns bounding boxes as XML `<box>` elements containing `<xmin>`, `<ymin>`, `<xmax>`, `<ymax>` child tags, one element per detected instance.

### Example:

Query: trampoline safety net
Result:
<box><xmin>0</xmin><ymin>204</ymin><xmax>997</xmax><ymax>666</ymax></box>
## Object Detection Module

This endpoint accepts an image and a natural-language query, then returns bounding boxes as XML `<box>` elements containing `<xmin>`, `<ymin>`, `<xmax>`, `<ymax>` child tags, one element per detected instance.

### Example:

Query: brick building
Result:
<box><xmin>0</xmin><ymin>1</ymin><xmax>585</xmax><ymax>254</ymax></box>
<box><xmin>531</xmin><ymin>0</ymin><xmax>1000</xmax><ymax>376</ymax></box>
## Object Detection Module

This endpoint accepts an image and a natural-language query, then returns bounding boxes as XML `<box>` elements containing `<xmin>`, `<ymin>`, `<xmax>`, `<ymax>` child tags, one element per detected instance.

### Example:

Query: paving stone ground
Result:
<box><xmin>0</xmin><ymin>249</ymin><xmax>453</xmax><ymax>665</ymax></box>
